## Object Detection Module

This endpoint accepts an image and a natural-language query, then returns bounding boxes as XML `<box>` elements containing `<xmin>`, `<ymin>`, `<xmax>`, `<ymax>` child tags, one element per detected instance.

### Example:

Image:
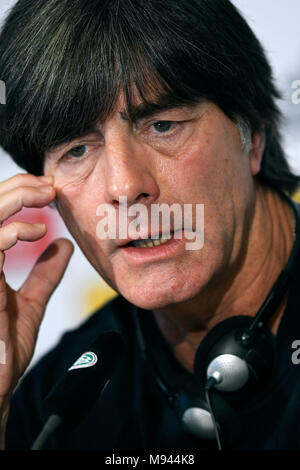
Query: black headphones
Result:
<box><xmin>134</xmin><ymin>192</ymin><xmax>300</xmax><ymax>449</ymax></box>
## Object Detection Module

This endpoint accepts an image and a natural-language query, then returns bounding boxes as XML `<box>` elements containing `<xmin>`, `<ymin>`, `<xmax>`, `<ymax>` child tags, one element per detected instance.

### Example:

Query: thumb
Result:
<box><xmin>18</xmin><ymin>238</ymin><xmax>74</xmax><ymax>316</ymax></box>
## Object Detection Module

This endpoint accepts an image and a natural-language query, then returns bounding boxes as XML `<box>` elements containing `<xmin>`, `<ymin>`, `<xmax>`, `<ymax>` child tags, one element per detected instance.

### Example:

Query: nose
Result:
<box><xmin>103</xmin><ymin>131</ymin><xmax>160</xmax><ymax>209</ymax></box>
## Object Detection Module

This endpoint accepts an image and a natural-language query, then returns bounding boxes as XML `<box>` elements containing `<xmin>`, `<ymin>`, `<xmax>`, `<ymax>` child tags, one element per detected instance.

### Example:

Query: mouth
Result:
<box><xmin>123</xmin><ymin>233</ymin><xmax>173</xmax><ymax>248</ymax></box>
<box><xmin>117</xmin><ymin>230</ymin><xmax>186</xmax><ymax>264</ymax></box>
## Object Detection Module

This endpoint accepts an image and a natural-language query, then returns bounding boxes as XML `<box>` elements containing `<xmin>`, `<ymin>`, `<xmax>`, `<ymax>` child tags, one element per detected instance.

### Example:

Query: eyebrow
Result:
<box><xmin>119</xmin><ymin>97</ymin><xmax>204</xmax><ymax>123</ymax></box>
<box><xmin>47</xmin><ymin>128</ymin><xmax>102</xmax><ymax>153</ymax></box>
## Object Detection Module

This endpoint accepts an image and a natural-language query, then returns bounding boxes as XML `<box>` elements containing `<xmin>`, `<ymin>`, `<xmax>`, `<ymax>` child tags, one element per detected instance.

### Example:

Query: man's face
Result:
<box><xmin>44</xmin><ymin>96</ymin><xmax>261</xmax><ymax>310</ymax></box>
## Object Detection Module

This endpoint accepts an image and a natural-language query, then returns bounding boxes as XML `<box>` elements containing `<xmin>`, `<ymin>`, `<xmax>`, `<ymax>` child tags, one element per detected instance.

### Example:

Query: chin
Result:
<box><xmin>117</xmin><ymin>274</ymin><xmax>207</xmax><ymax>311</ymax></box>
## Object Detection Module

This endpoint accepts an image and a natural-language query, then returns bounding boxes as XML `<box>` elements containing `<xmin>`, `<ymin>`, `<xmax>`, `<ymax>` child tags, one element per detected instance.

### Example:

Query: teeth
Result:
<box><xmin>132</xmin><ymin>235</ymin><xmax>172</xmax><ymax>248</ymax></box>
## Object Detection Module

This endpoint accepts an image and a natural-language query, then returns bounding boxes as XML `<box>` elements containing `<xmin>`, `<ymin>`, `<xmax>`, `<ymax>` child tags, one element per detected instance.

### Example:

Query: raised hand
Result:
<box><xmin>0</xmin><ymin>174</ymin><xmax>74</xmax><ymax>447</ymax></box>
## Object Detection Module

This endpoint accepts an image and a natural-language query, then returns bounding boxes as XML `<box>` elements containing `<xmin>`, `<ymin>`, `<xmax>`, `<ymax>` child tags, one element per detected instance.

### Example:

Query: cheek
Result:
<box><xmin>161</xmin><ymin>130</ymin><xmax>249</xmax><ymax>258</ymax></box>
<box><xmin>56</xmin><ymin>188</ymin><xmax>115</xmax><ymax>283</ymax></box>
<box><xmin>159</xmin><ymin>129</ymin><xmax>230</xmax><ymax>206</ymax></box>
<box><xmin>55</xmin><ymin>180</ymin><xmax>102</xmax><ymax>251</ymax></box>
<box><xmin>54</xmin><ymin>161</ymin><xmax>107</xmax><ymax>227</ymax></box>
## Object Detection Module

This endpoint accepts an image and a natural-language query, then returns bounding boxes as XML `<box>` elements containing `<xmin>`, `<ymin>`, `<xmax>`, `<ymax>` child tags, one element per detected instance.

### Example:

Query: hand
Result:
<box><xmin>0</xmin><ymin>173</ymin><xmax>74</xmax><ymax>405</ymax></box>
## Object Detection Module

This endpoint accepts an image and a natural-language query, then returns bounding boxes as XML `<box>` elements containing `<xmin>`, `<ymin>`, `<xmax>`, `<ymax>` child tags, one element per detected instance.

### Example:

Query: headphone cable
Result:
<box><xmin>205</xmin><ymin>376</ymin><xmax>222</xmax><ymax>450</ymax></box>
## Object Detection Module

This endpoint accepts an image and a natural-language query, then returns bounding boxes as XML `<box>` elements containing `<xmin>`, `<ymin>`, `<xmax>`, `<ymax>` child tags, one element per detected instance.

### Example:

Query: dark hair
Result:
<box><xmin>0</xmin><ymin>0</ymin><xmax>299</xmax><ymax>194</ymax></box>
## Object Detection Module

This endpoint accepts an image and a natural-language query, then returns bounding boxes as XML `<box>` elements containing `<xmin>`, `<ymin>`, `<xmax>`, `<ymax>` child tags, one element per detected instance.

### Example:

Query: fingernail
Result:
<box><xmin>39</xmin><ymin>176</ymin><xmax>53</xmax><ymax>184</ymax></box>
<box><xmin>40</xmin><ymin>185</ymin><xmax>54</xmax><ymax>193</ymax></box>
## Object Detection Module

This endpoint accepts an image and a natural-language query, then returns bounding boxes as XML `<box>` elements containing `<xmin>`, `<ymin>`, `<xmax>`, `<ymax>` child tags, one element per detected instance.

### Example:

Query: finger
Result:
<box><xmin>0</xmin><ymin>174</ymin><xmax>53</xmax><ymax>197</ymax></box>
<box><xmin>0</xmin><ymin>185</ymin><xmax>55</xmax><ymax>224</ymax></box>
<box><xmin>0</xmin><ymin>221</ymin><xmax>47</xmax><ymax>251</ymax></box>
<box><xmin>18</xmin><ymin>238</ymin><xmax>74</xmax><ymax>317</ymax></box>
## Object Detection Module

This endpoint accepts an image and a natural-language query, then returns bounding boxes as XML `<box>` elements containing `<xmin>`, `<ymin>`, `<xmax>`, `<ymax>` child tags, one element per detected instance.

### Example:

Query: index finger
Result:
<box><xmin>0</xmin><ymin>174</ymin><xmax>53</xmax><ymax>197</ymax></box>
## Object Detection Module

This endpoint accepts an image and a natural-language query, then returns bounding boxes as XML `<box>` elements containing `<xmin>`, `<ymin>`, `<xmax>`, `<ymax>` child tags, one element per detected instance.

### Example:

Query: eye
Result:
<box><xmin>152</xmin><ymin>121</ymin><xmax>174</xmax><ymax>133</ymax></box>
<box><xmin>67</xmin><ymin>145</ymin><xmax>88</xmax><ymax>158</ymax></box>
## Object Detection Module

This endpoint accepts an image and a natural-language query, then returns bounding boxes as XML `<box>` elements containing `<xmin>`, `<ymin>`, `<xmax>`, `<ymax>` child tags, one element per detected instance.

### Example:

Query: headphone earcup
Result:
<box><xmin>177</xmin><ymin>387</ymin><xmax>242</xmax><ymax>445</ymax></box>
<box><xmin>193</xmin><ymin>316</ymin><xmax>277</xmax><ymax>396</ymax></box>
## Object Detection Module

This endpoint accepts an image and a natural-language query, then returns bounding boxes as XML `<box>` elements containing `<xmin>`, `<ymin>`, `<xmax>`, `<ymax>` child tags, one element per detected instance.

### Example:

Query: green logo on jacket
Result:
<box><xmin>69</xmin><ymin>352</ymin><xmax>98</xmax><ymax>370</ymax></box>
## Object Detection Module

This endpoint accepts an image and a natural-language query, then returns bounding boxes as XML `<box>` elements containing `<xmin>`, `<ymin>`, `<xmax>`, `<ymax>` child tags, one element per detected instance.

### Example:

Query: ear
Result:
<box><xmin>249</xmin><ymin>125</ymin><xmax>266</xmax><ymax>176</ymax></box>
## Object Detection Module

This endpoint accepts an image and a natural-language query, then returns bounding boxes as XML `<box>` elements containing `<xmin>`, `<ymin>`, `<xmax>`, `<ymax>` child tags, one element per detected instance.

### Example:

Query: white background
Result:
<box><xmin>0</xmin><ymin>0</ymin><xmax>299</xmax><ymax>367</ymax></box>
